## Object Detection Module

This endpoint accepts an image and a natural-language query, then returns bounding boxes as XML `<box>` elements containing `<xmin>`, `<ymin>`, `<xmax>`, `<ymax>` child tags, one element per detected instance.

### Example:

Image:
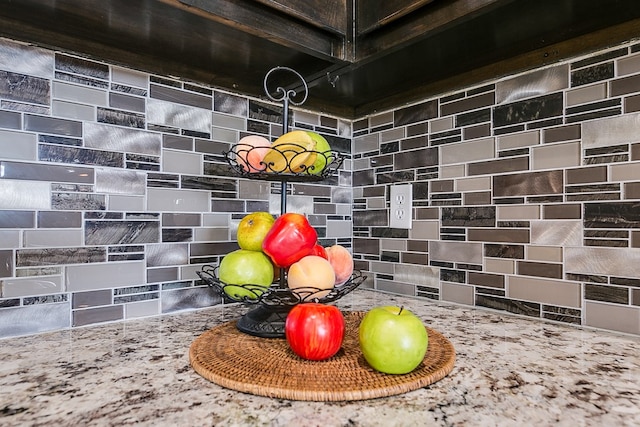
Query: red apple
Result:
<box><xmin>285</xmin><ymin>303</ymin><xmax>345</xmax><ymax>361</ymax></box>
<box><xmin>262</xmin><ymin>213</ymin><xmax>317</xmax><ymax>267</ymax></box>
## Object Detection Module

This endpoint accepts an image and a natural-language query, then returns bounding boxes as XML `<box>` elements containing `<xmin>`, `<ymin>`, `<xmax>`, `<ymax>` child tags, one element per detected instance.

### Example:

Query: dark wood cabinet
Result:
<box><xmin>1</xmin><ymin>0</ymin><xmax>640</xmax><ymax>118</ymax></box>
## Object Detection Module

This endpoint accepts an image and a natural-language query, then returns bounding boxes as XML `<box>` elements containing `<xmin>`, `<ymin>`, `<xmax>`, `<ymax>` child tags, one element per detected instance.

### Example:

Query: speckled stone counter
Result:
<box><xmin>1</xmin><ymin>289</ymin><xmax>639</xmax><ymax>426</ymax></box>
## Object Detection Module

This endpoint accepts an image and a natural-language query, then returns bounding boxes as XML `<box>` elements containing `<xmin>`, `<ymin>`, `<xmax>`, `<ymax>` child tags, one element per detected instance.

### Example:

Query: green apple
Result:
<box><xmin>218</xmin><ymin>249</ymin><xmax>274</xmax><ymax>300</ymax></box>
<box><xmin>359</xmin><ymin>305</ymin><xmax>428</xmax><ymax>374</ymax></box>
<box><xmin>306</xmin><ymin>131</ymin><xmax>333</xmax><ymax>175</ymax></box>
<box><xmin>237</xmin><ymin>211</ymin><xmax>275</xmax><ymax>251</ymax></box>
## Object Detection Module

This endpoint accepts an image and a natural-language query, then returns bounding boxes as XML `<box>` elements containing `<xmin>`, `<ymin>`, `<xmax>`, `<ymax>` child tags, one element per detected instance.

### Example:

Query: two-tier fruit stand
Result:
<box><xmin>197</xmin><ymin>66</ymin><xmax>365</xmax><ymax>338</ymax></box>
<box><xmin>190</xmin><ymin>67</ymin><xmax>455</xmax><ymax>402</ymax></box>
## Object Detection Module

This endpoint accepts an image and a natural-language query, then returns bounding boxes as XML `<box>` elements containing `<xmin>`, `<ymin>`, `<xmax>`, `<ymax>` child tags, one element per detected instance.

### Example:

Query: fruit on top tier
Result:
<box><xmin>261</xmin><ymin>130</ymin><xmax>317</xmax><ymax>173</ymax></box>
<box><xmin>306</xmin><ymin>131</ymin><xmax>333</xmax><ymax>175</ymax></box>
<box><xmin>233</xmin><ymin>135</ymin><xmax>271</xmax><ymax>172</ymax></box>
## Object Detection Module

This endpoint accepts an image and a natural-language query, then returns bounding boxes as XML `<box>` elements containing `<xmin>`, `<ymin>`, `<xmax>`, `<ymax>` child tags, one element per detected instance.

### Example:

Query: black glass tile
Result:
<box><xmin>55</xmin><ymin>53</ymin><xmax>109</xmax><ymax>79</ymax></box>
<box><xmin>493</xmin><ymin>93</ymin><xmax>563</xmax><ymax>127</ymax></box>
<box><xmin>38</xmin><ymin>134</ymin><xmax>82</xmax><ymax>147</ymax></box>
<box><xmin>571</xmin><ymin>48</ymin><xmax>628</xmax><ymax>69</ymax></box>
<box><xmin>571</xmin><ymin>62</ymin><xmax>614</xmax><ymax>87</ymax></box>
<box><xmin>393</xmin><ymin>100</ymin><xmax>437</xmax><ymax>126</ymax></box>
<box><xmin>39</xmin><ymin>144</ymin><xmax>124</xmax><ymax>168</ymax></box>
<box><xmin>584</xmin><ymin>202</ymin><xmax>640</xmax><ymax>228</ymax></box>
<box><xmin>23</xmin><ymin>294</ymin><xmax>68</xmax><ymax>305</ymax></box>
<box><xmin>0</xmin><ymin>298</ymin><xmax>20</xmax><ymax>308</ymax></box>
<box><xmin>484</xmin><ymin>244</ymin><xmax>524</xmax><ymax>259</ymax></box>
<box><xmin>380</xmin><ymin>141</ymin><xmax>399</xmax><ymax>154</ymax></box>
<box><xmin>585</xmin><ymin>284</ymin><xmax>629</xmax><ymax>304</ymax></box>
<box><xmin>16</xmin><ymin>247</ymin><xmax>106</xmax><ymax>267</ymax></box>
<box><xmin>565</xmin><ymin>108</ymin><xmax>621</xmax><ymax>124</ymax></box>
<box><xmin>0</xmin><ymin>250</ymin><xmax>12</xmax><ymax>277</ymax></box>
<box><xmin>85</xmin><ymin>211</ymin><xmax>122</xmax><ymax>220</ymax></box>
<box><xmin>85</xmin><ymin>221</ymin><xmax>159</xmax><ymax>245</ymax></box>
<box><xmin>476</xmin><ymin>295</ymin><xmax>540</xmax><ymax>317</ymax></box>
<box><xmin>249</xmin><ymin>100</ymin><xmax>284</xmax><ymax>124</ymax></box>
<box><xmin>0</xmin><ymin>71</ymin><xmax>50</xmax><ymax>105</ymax></box>
<box><xmin>52</xmin><ymin>193</ymin><xmax>106</xmax><ymax>210</ymax></box>
<box><xmin>54</xmin><ymin>71</ymin><xmax>109</xmax><ymax>89</ymax></box>
<box><xmin>441</xmin><ymin>206</ymin><xmax>496</xmax><ymax>227</ymax></box>
<box><xmin>182</xmin><ymin>129</ymin><xmax>210</xmax><ymax>139</ymax></box>
<box><xmin>97</xmin><ymin>107</ymin><xmax>145</xmax><ymax>129</ymax></box>
<box><xmin>456</xmin><ymin>108</ymin><xmax>491</xmax><ymax>127</ymax></box>
<box><xmin>440</xmin><ymin>269</ymin><xmax>466</xmax><ymax>283</ymax></box>
<box><xmin>111</xmin><ymin>83</ymin><xmax>147</xmax><ymax>97</ymax></box>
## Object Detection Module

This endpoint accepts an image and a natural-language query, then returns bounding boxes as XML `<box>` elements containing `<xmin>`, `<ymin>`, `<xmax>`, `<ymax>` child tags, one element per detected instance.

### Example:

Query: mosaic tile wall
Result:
<box><xmin>352</xmin><ymin>39</ymin><xmax>640</xmax><ymax>336</ymax></box>
<box><xmin>0</xmin><ymin>38</ymin><xmax>352</xmax><ymax>339</ymax></box>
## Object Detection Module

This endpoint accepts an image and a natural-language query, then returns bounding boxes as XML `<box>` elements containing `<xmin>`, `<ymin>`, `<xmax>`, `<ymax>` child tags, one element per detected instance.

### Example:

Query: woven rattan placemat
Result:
<box><xmin>189</xmin><ymin>311</ymin><xmax>455</xmax><ymax>401</ymax></box>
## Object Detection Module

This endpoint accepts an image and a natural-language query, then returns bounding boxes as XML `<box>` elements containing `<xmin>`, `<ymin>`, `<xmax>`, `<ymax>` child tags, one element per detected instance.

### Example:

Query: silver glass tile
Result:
<box><xmin>0</xmin><ymin>302</ymin><xmax>70</xmax><ymax>339</ymax></box>
<box><xmin>84</xmin><ymin>122</ymin><xmax>161</xmax><ymax>156</ymax></box>
<box><xmin>531</xmin><ymin>220</ymin><xmax>582</xmax><ymax>246</ymax></box>
<box><xmin>566</xmin><ymin>246</ymin><xmax>640</xmax><ymax>278</ymax></box>
<box><xmin>0</xmin><ymin>181</ymin><xmax>50</xmax><ymax>209</ymax></box>
<box><xmin>146</xmin><ymin>243</ymin><xmax>188</xmax><ymax>267</ymax></box>
<box><xmin>583</xmin><ymin>113</ymin><xmax>640</xmax><ymax>149</ymax></box>
<box><xmin>429</xmin><ymin>241</ymin><xmax>483</xmax><ymax>264</ymax></box>
<box><xmin>496</xmin><ymin>65</ymin><xmax>569</xmax><ymax>104</ymax></box>
<box><xmin>0</xmin><ymin>161</ymin><xmax>94</xmax><ymax>183</ymax></box>
<box><xmin>0</xmin><ymin>39</ymin><xmax>53</xmax><ymax>78</ymax></box>
<box><xmin>0</xmin><ymin>71</ymin><xmax>50</xmax><ymax>106</ymax></box>
<box><xmin>95</xmin><ymin>168</ymin><xmax>145</xmax><ymax>195</ymax></box>
<box><xmin>394</xmin><ymin>263</ymin><xmax>439</xmax><ymax>287</ymax></box>
<box><xmin>147</xmin><ymin>98</ymin><xmax>211</xmax><ymax>134</ymax></box>
<box><xmin>161</xmin><ymin>286</ymin><xmax>221</xmax><ymax>313</ymax></box>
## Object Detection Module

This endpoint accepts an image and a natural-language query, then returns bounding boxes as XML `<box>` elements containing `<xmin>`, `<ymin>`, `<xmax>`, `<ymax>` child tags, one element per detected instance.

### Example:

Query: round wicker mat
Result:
<box><xmin>189</xmin><ymin>311</ymin><xmax>455</xmax><ymax>401</ymax></box>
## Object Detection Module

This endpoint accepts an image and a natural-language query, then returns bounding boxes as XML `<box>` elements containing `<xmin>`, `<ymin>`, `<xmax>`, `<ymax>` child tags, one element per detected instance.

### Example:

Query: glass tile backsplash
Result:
<box><xmin>2</xmin><ymin>35</ymin><xmax>640</xmax><ymax>338</ymax></box>
<box><xmin>0</xmin><ymin>37</ymin><xmax>352</xmax><ymax>338</ymax></box>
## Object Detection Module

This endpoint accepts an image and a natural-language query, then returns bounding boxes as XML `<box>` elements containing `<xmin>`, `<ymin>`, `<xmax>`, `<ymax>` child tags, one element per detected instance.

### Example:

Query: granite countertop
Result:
<box><xmin>1</xmin><ymin>289</ymin><xmax>639</xmax><ymax>426</ymax></box>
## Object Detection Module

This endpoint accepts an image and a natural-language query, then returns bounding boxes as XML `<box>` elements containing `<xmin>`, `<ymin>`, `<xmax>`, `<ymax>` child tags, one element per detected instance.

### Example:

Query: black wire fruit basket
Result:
<box><xmin>197</xmin><ymin>266</ymin><xmax>366</xmax><ymax>337</ymax></box>
<box><xmin>198</xmin><ymin>66</ymin><xmax>365</xmax><ymax>338</ymax></box>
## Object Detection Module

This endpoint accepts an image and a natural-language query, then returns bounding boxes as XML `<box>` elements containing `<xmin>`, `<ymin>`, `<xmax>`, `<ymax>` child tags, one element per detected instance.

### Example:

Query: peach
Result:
<box><xmin>325</xmin><ymin>245</ymin><xmax>354</xmax><ymax>285</ymax></box>
<box><xmin>287</xmin><ymin>255</ymin><xmax>335</xmax><ymax>300</ymax></box>
<box><xmin>234</xmin><ymin>135</ymin><xmax>271</xmax><ymax>172</ymax></box>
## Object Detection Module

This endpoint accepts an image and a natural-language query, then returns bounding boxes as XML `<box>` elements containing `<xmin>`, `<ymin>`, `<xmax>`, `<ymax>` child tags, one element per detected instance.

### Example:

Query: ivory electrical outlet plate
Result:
<box><xmin>390</xmin><ymin>183</ymin><xmax>412</xmax><ymax>229</ymax></box>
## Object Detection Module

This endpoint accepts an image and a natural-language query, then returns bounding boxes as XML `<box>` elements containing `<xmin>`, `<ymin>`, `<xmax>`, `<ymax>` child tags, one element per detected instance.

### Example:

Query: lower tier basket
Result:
<box><xmin>189</xmin><ymin>311</ymin><xmax>456</xmax><ymax>402</ymax></box>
